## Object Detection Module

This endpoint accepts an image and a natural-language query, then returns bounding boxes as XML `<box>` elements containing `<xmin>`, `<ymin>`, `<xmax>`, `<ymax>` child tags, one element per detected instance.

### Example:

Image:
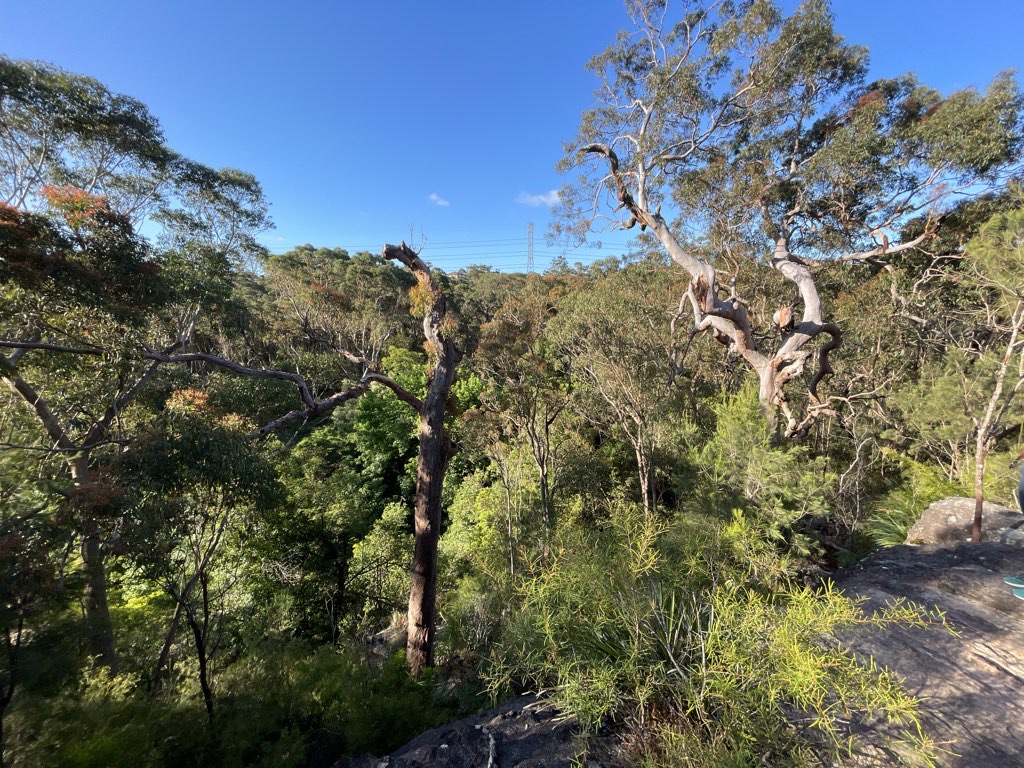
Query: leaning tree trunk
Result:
<box><xmin>971</xmin><ymin>305</ymin><xmax>1024</xmax><ymax>542</ymax></box>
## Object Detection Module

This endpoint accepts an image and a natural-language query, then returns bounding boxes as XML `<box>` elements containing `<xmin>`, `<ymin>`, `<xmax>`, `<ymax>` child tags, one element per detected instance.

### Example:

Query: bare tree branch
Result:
<box><xmin>0</xmin><ymin>340</ymin><xmax>103</xmax><ymax>355</ymax></box>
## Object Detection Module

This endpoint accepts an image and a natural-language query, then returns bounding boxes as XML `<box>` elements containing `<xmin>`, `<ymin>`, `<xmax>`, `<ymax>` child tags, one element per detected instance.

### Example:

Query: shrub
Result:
<box><xmin>488</xmin><ymin>503</ymin><xmax>942</xmax><ymax>767</ymax></box>
<box><xmin>864</xmin><ymin>453</ymin><xmax>965</xmax><ymax>548</ymax></box>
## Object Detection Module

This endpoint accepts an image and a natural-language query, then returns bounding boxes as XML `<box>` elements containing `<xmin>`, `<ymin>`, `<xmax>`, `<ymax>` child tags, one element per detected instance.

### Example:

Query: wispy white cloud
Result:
<box><xmin>428</xmin><ymin>192</ymin><xmax>451</xmax><ymax>207</ymax></box>
<box><xmin>516</xmin><ymin>189</ymin><xmax>560</xmax><ymax>207</ymax></box>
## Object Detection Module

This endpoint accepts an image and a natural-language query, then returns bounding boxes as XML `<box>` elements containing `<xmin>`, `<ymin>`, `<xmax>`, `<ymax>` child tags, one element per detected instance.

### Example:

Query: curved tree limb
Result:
<box><xmin>837</xmin><ymin>226</ymin><xmax>939</xmax><ymax>263</ymax></box>
<box><xmin>0</xmin><ymin>340</ymin><xmax>102</xmax><ymax>355</ymax></box>
<box><xmin>143</xmin><ymin>350</ymin><xmax>319</xmax><ymax>410</ymax></box>
<box><xmin>580</xmin><ymin>143</ymin><xmax>844</xmax><ymax>433</ymax></box>
<box><xmin>0</xmin><ymin>369</ymin><xmax>77</xmax><ymax>451</ymax></box>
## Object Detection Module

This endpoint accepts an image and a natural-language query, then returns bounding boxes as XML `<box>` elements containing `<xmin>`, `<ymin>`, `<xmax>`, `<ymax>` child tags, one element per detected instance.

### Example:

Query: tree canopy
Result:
<box><xmin>1</xmin><ymin>7</ymin><xmax>1023</xmax><ymax>767</ymax></box>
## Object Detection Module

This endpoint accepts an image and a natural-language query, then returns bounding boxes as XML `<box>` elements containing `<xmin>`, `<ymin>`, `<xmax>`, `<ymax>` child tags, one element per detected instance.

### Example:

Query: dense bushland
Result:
<box><xmin>2</xmin><ymin>1</ymin><xmax>1023</xmax><ymax>765</ymax></box>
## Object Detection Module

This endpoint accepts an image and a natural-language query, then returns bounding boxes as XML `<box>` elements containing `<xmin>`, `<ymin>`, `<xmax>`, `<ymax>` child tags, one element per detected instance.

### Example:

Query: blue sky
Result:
<box><xmin>2</xmin><ymin>0</ymin><xmax>1021</xmax><ymax>272</ymax></box>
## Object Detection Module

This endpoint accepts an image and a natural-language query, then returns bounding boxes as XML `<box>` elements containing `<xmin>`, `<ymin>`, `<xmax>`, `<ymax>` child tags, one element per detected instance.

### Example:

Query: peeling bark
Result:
<box><xmin>581</xmin><ymin>143</ymin><xmax>845</xmax><ymax>435</ymax></box>
<box><xmin>384</xmin><ymin>243</ymin><xmax>462</xmax><ymax>676</ymax></box>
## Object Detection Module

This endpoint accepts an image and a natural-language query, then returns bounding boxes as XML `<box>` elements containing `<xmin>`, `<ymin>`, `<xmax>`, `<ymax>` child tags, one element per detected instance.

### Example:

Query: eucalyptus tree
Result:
<box><xmin>0</xmin><ymin>57</ymin><xmax>272</xmax><ymax>257</ymax></box>
<box><xmin>557</xmin><ymin>0</ymin><xmax>1022</xmax><ymax>435</ymax></box>
<box><xmin>962</xmin><ymin>202</ymin><xmax>1024</xmax><ymax>539</ymax></box>
<box><xmin>0</xmin><ymin>56</ymin><xmax>169</xmax><ymax>217</ymax></box>
<box><xmin>141</xmin><ymin>244</ymin><xmax>461</xmax><ymax>676</ymax></box>
<box><xmin>4</xmin><ymin>201</ymin><xmax>460</xmax><ymax>676</ymax></box>
<box><xmin>0</xmin><ymin>190</ymin><xmax>171</xmax><ymax>672</ymax></box>
<box><xmin>117</xmin><ymin>389</ymin><xmax>280</xmax><ymax>721</ymax></box>
<box><xmin>474</xmin><ymin>273</ymin><xmax>576</xmax><ymax>550</ymax></box>
<box><xmin>892</xmin><ymin>201</ymin><xmax>1024</xmax><ymax>540</ymax></box>
<box><xmin>0</xmin><ymin>59</ymin><xmax>276</xmax><ymax>673</ymax></box>
<box><xmin>262</xmin><ymin>245</ymin><xmax>417</xmax><ymax>366</ymax></box>
<box><xmin>0</xmin><ymin>417</ymin><xmax>61</xmax><ymax>764</ymax></box>
<box><xmin>550</xmin><ymin>262</ymin><xmax>687</xmax><ymax>516</ymax></box>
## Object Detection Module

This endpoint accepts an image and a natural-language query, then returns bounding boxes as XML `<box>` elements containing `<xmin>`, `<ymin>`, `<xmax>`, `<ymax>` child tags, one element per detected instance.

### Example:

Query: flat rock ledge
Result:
<box><xmin>835</xmin><ymin>542</ymin><xmax>1024</xmax><ymax>767</ymax></box>
<box><xmin>331</xmin><ymin>694</ymin><xmax>622</xmax><ymax>768</ymax></box>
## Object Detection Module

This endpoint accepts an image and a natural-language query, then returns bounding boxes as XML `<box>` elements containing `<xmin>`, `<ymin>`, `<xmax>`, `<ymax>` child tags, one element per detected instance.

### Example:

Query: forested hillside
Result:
<box><xmin>1</xmin><ymin>2</ymin><xmax>1022</xmax><ymax>766</ymax></box>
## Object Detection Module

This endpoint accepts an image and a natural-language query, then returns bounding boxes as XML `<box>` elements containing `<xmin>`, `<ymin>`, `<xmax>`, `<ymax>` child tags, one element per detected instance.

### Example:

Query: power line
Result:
<box><xmin>260</xmin><ymin>235</ymin><xmax>636</xmax><ymax>255</ymax></box>
<box><xmin>257</xmin><ymin>233</ymin><xmax>638</xmax><ymax>274</ymax></box>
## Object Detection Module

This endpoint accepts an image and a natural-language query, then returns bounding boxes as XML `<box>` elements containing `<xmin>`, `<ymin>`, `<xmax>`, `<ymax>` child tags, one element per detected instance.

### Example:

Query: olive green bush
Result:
<box><xmin>488</xmin><ymin>504</ymin><xmax>942</xmax><ymax>767</ymax></box>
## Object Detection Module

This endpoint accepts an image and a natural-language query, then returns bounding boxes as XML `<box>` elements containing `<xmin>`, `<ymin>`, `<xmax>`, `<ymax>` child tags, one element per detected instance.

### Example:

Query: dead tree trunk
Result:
<box><xmin>384</xmin><ymin>243</ymin><xmax>462</xmax><ymax>676</ymax></box>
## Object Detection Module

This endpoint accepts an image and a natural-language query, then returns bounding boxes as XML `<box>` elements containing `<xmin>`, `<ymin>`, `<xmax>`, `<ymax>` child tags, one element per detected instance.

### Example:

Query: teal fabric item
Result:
<box><xmin>1005</xmin><ymin>576</ymin><xmax>1024</xmax><ymax>588</ymax></box>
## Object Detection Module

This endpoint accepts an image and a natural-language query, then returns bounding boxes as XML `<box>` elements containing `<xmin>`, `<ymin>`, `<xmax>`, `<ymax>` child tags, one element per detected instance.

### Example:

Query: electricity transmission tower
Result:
<box><xmin>527</xmin><ymin>222</ymin><xmax>535</xmax><ymax>273</ymax></box>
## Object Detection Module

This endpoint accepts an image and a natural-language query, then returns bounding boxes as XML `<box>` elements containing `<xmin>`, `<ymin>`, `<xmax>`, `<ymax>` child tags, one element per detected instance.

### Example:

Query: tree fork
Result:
<box><xmin>580</xmin><ymin>143</ymin><xmax>844</xmax><ymax>433</ymax></box>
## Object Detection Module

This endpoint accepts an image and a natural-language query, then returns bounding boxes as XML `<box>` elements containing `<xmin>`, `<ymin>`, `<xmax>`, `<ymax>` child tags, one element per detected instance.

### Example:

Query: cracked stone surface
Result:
<box><xmin>835</xmin><ymin>541</ymin><xmax>1024</xmax><ymax>767</ymax></box>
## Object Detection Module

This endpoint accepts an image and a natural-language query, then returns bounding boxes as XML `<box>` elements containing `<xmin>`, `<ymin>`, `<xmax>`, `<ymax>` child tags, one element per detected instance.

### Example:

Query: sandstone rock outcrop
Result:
<box><xmin>837</xmin><ymin>541</ymin><xmax>1024</xmax><ymax>767</ymax></box>
<box><xmin>905</xmin><ymin>496</ymin><xmax>1024</xmax><ymax>547</ymax></box>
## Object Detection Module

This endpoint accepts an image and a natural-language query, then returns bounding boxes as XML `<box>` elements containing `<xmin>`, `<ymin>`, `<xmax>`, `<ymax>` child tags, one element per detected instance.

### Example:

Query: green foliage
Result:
<box><xmin>213</xmin><ymin>644</ymin><xmax>448</xmax><ymax>765</ymax></box>
<box><xmin>0</xmin><ymin>56</ymin><xmax>273</xmax><ymax>265</ymax></box>
<box><xmin>549</xmin><ymin>264</ymin><xmax>689</xmax><ymax>512</ymax></box>
<box><xmin>685</xmin><ymin>383</ymin><xmax>835</xmax><ymax>560</ymax></box>
<box><xmin>3</xmin><ymin>29</ymin><xmax>1022</xmax><ymax>768</ymax></box>
<box><xmin>865</xmin><ymin>453</ymin><xmax>966</xmax><ymax>548</ymax></box>
<box><xmin>967</xmin><ymin>188</ymin><xmax>1024</xmax><ymax>302</ymax></box>
<box><xmin>121</xmin><ymin>389</ymin><xmax>280</xmax><ymax>507</ymax></box>
<box><xmin>7</xmin><ymin>664</ymin><xmax>201</xmax><ymax>768</ymax></box>
<box><xmin>349</xmin><ymin>502</ymin><xmax>413</xmax><ymax>630</ymax></box>
<box><xmin>259</xmin><ymin>422</ymin><xmax>387</xmax><ymax>640</ymax></box>
<box><xmin>5</xmin><ymin>644</ymin><xmax>452</xmax><ymax>768</ymax></box>
<box><xmin>352</xmin><ymin>348</ymin><xmax>422</xmax><ymax>485</ymax></box>
<box><xmin>0</xmin><ymin>195</ymin><xmax>164</xmax><ymax>321</ymax></box>
<box><xmin>886</xmin><ymin>349</ymin><xmax>989</xmax><ymax>473</ymax></box>
<box><xmin>0</xmin><ymin>55</ymin><xmax>170</xmax><ymax>213</ymax></box>
<box><xmin>262</xmin><ymin>246</ymin><xmax>417</xmax><ymax>364</ymax></box>
<box><xmin>489</xmin><ymin>504</ymin><xmax>940</xmax><ymax>767</ymax></box>
<box><xmin>907</xmin><ymin>72</ymin><xmax>1022</xmax><ymax>175</ymax></box>
<box><xmin>442</xmin><ymin>470</ymin><xmax>511</xmax><ymax>576</ymax></box>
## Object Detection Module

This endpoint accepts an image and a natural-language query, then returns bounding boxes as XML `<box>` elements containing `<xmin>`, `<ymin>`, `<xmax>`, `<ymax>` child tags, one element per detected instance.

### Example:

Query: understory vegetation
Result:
<box><xmin>2</xmin><ymin>1</ymin><xmax>1023</xmax><ymax>766</ymax></box>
